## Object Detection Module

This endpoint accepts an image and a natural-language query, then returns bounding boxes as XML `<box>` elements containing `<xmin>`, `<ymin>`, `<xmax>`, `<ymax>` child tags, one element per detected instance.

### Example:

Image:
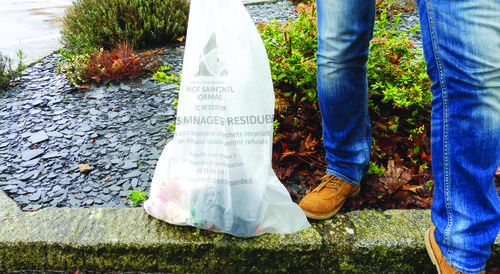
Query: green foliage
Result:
<box><xmin>127</xmin><ymin>188</ymin><xmax>148</xmax><ymax>206</ymax></box>
<box><xmin>61</xmin><ymin>0</ymin><xmax>189</xmax><ymax>55</ymax></box>
<box><xmin>153</xmin><ymin>65</ymin><xmax>179</xmax><ymax>133</ymax></box>
<box><xmin>258</xmin><ymin>3</ymin><xmax>324</xmax><ymax>181</ymax></box>
<box><xmin>368</xmin><ymin>5</ymin><xmax>432</xmax><ymax>111</ymax></box>
<box><xmin>259</xmin><ymin>2</ymin><xmax>433</xmax><ymax>209</ymax></box>
<box><xmin>368</xmin><ymin>2</ymin><xmax>433</xmax><ymax>189</ymax></box>
<box><xmin>257</xmin><ymin>3</ymin><xmax>318</xmax><ymax>105</ymax></box>
<box><xmin>368</xmin><ymin>162</ymin><xmax>386</xmax><ymax>177</ymax></box>
<box><xmin>168</xmin><ymin>124</ymin><xmax>176</xmax><ymax>133</ymax></box>
<box><xmin>55</xmin><ymin>51</ymin><xmax>90</xmax><ymax>85</ymax></box>
<box><xmin>0</xmin><ymin>50</ymin><xmax>27</xmax><ymax>89</ymax></box>
<box><xmin>153</xmin><ymin>65</ymin><xmax>182</xmax><ymax>85</ymax></box>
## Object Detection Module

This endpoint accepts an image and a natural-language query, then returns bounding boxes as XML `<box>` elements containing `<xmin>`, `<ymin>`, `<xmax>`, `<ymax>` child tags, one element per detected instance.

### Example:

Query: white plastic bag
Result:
<box><xmin>144</xmin><ymin>0</ymin><xmax>310</xmax><ymax>237</ymax></box>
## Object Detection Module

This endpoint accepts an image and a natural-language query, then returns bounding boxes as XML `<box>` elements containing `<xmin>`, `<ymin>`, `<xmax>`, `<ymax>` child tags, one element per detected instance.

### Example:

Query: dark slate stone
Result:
<box><xmin>118</xmin><ymin>146</ymin><xmax>129</xmax><ymax>152</ymax></box>
<box><xmin>89</xmin><ymin>109</ymin><xmax>101</xmax><ymax>115</ymax></box>
<box><xmin>46</xmin><ymin>173</ymin><xmax>58</xmax><ymax>179</ymax></box>
<box><xmin>68</xmin><ymin>197</ymin><xmax>81</xmax><ymax>207</ymax></box>
<box><xmin>120</xmin><ymin>84</ymin><xmax>132</xmax><ymax>91</ymax></box>
<box><xmin>99</xmin><ymin>194</ymin><xmax>112</xmax><ymax>202</ymax></box>
<box><xmin>74</xmin><ymin>193</ymin><xmax>86</xmax><ymax>199</ymax></box>
<box><xmin>29</xmin><ymin>190</ymin><xmax>43</xmax><ymax>201</ymax></box>
<box><xmin>42</xmin><ymin>151</ymin><xmax>62</xmax><ymax>159</ymax></box>
<box><xmin>121</xmin><ymin>161</ymin><xmax>137</xmax><ymax>170</ymax></box>
<box><xmin>20</xmin><ymin>158</ymin><xmax>40</xmax><ymax>167</ymax></box>
<box><xmin>21</xmin><ymin>149</ymin><xmax>44</xmax><ymax>161</ymax></box>
<box><xmin>23</xmin><ymin>187</ymin><xmax>37</xmax><ymax>193</ymax></box>
<box><xmin>42</xmin><ymin>196</ymin><xmax>53</xmax><ymax>203</ymax></box>
<box><xmin>31</xmin><ymin>99</ymin><xmax>46</xmax><ymax>107</ymax></box>
<box><xmin>46</xmin><ymin>131</ymin><xmax>64</xmax><ymax>138</ymax></box>
<box><xmin>122</xmin><ymin>182</ymin><xmax>132</xmax><ymax>191</ymax></box>
<box><xmin>20</xmin><ymin>170</ymin><xmax>37</xmax><ymax>181</ymax></box>
<box><xmin>128</xmin><ymin>153</ymin><xmax>141</xmax><ymax>162</ymax></box>
<box><xmin>131</xmin><ymin>178</ymin><xmax>139</xmax><ymax>188</ymax></box>
<box><xmin>2</xmin><ymin>185</ymin><xmax>18</xmax><ymax>192</ymax></box>
<box><xmin>84</xmin><ymin>199</ymin><xmax>94</xmax><ymax>206</ymax></box>
<box><xmin>59</xmin><ymin>179</ymin><xmax>72</xmax><ymax>186</ymax></box>
<box><xmin>130</xmin><ymin>144</ymin><xmax>142</xmax><ymax>153</ymax></box>
<box><xmin>29</xmin><ymin>204</ymin><xmax>44</xmax><ymax>211</ymax></box>
<box><xmin>121</xmin><ymin>116</ymin><xmax>131</xmax><ymax>123</ymax></box>
<box><xmin>81</xmin><ymin>186</ymin><xmax>92</xmax><ymax>193</ymax></box>
<box><xmin>52</xmin><ymin>185</ymin><xmax>63</xmax><ymax>193</ymax></box>
<box><xmin>28</xmin><ymin>131</ymin><xmax>49</xmax><ymax>144</ymax></box>
<box><xmin>124</xmin><ymin>170</ymin><xmax>141</xmax><ymax>178</ymax></box>
<box><xmin>108</xmin><ymin>112</ymin><xmax>119</xmax><ymax>119</ymax></box>
<box><xmin>52</xmin><ymin>189</ymin><xmax>67</xmax><ymax>197</ymax></box>
<box><xmin>77</xmin><ymin>125</ymin><xmax>92</xmax><ymax>132</ymax></box>
<box><xmin>109</xmin><ymin>185</ymin><xmax>121</xmax><ymax>192</ymax></box>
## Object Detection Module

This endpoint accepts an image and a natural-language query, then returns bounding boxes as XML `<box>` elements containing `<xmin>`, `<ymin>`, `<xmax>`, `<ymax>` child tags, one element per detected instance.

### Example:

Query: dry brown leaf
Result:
<box><xmin>400</xmin><ymin>184</ymin><xmax>423</xmax><ymax>194</ymax></box>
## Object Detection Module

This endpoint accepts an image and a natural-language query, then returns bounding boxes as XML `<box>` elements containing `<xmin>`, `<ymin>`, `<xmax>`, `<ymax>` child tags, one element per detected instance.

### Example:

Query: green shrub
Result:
<box><xmin>369</xmin><ymin>4</ymin><xmax>431</xmax><ymax>110</ymax></box>
<box><xmin>0</xmin><ymin>51</ymin><xmax>27</xmax><ymax>89</ymax></box>
<box><xmin>153</xmin><ymin>65</ymin><xmax>181</xmax><ymax>85</ymax></box>
<box><xmin>368</xmin><ymin>2</ymin><xmax>432</xmax><ymax>180</ymax></box>
<box><xmin>127</xmin><ymin>188</ymin><xmax>148</xmax><ymax>206</ymax></box>
<box><xmin>61</xmin><ymin>0</ymin><xmax>189</xmax><ymax>55</ymax></box>
<box><xmin>257</xmin><ymin>3</ymin><xmax>322</xmax><ymax>181</ymax></box>
<box><xmin>257</xmin><ymin>3</ymin><xmax>318</xmax><ymax>105</ymax></box>
<box><xmin>55</xmin><ymin>50</ymin><xmax>91</xmax><ymax>85</ymax></box>
<box><xmin>259</xmin><ymin>2</ymin><xmax>433</xmax><ymax>208</ymax></box>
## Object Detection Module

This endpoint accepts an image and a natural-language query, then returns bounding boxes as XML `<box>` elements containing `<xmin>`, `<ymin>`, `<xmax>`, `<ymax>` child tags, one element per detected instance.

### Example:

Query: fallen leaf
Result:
<box><xmin>421</xmin><ymin>150</ymin><xmax>432</xmax><ymax>161</ymax></box>
<box><xmin>400</xmin><ymin>184</ymin><xmax>423</xmax><ymax>194</ymax></box>
<box><xmin>379</xmin><ymin>160</ymin><xmax>412</xmax><ymax>193</ymax></box>
<box><xmin>300</xmin><ymin>133</ymin><xmax>318</xmax><ymax>152</ymax></box>
<box><xmin>79</xmin><ymin>164</ymin><xmax>92</xmax><ymax>173</ymax></box>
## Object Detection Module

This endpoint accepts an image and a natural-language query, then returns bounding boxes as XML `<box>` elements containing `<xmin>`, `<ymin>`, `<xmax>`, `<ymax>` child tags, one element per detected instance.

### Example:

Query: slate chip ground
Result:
<box><xmin>0</xmin><ymin>1</ymin><xmax>421</xmax><ymax>212</ymax></box>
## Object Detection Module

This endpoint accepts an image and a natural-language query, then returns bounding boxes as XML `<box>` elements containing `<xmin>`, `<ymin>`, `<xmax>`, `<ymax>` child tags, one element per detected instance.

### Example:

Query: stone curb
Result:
<box><xmin>1</xmin><ymin>189</ymin><xmax>499</xmax><ymax>272</ymax></box>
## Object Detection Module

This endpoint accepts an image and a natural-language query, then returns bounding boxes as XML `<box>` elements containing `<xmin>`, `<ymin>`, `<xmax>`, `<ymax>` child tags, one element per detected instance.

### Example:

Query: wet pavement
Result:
<box><xmin>0</xmin><ymin>0</ymin><xmax>72</xmax><ymax>66</ymax></box>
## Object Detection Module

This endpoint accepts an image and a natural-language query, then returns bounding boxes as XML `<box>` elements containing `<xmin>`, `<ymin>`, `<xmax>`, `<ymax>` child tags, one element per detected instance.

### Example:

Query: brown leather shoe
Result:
<box><xmin>425</xmin><ymin>227</ymin><xmax>485</xmax><ymax>274</ymax></box>
<box><xmin>298</xmin><ymin>174</ymin><xmax>360</xmax><ymax>219</ymax></box>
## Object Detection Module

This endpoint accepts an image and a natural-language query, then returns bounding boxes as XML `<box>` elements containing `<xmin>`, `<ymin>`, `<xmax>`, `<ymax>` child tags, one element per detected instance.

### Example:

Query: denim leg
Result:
<box><xmin>417</xmin><ymin>0</ymin><xmax>500</xmax><ymax>272</ymax></box>
<box><xmin>316</xmin><ymin>0</ymin><xmax>375</xmax><ymax>185</ymax></box>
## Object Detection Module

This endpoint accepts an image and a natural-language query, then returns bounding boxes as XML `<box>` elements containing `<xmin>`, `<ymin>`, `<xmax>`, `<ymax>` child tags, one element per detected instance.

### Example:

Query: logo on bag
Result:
<box><xmin>195</xmin><ymin>33</ymin><xmax>228</xmax><ymax>77</ymax></box>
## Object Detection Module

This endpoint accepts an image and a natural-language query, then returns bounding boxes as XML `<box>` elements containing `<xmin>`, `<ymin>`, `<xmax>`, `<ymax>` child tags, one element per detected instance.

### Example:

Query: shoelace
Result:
<box><xmin>314</xmin><ymin>175</ymin><xmax>343</xmax><ymax>193</ymax></box>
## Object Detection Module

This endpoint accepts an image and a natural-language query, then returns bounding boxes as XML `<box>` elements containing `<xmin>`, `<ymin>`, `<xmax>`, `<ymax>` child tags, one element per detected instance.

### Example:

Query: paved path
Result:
<box><xmin>0</xmin><ymin>0</ymin><xmax>71</xmax><ymax>66</ymax></box>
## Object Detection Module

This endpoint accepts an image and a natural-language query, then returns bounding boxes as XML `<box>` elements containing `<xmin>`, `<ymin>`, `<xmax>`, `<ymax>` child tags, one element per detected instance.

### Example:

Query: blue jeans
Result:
<box><xmin>317</xmin><ymin>0</ymin><xmax>500</xmax><ymax>272</ymax></box>
<box><xmin>417</xmin><ymin>0</ymin><xmax>500</xmax><ymax>272</ymax></box>
<box><xmin>316</xmin><ymin>0</ymin><xmax>374</xmax><ymax>186</ymax></box>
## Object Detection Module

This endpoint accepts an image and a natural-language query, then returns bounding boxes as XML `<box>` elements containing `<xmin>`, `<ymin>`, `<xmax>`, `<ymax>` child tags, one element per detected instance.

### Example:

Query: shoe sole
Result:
<box><xmin>303</xmin><ymin>209</ymin><xmax>338</xmax><ymax>220</ymax></box>
<box><xmin>302</xmin><ymin>187</ymin><xmax>360</xmax><ymax>220</ymax></box>
<box><xmin>424</xmin><ymin>227</ymin><xmax>440</xmax><ymax>274</ymax></box>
